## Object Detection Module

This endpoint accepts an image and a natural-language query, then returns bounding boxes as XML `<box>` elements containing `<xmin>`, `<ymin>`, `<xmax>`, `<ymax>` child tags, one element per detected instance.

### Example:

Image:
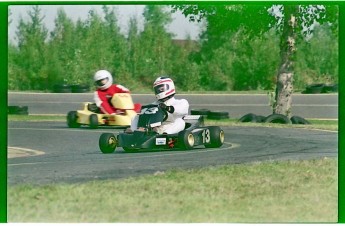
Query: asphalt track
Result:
<box><xmin>8</xmin><ymin>121</ymin><xmax>338</xmax><ymax>185</ymax></box>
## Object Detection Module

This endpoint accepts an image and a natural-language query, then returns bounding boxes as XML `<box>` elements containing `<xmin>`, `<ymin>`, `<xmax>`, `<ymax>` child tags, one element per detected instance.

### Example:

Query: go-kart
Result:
<box><xmin>67</xmin><ymin>93</ymin><xmax>141</xmax><ymax>129</ymax></box>
<box><xmin>99</xmin><ymin>104</ymin><xmax>225</xmax><ymax>153</ymax></box>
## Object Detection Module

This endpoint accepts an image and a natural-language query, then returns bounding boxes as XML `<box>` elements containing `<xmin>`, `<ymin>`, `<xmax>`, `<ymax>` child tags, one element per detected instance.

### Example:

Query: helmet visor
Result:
<box><xmin>95</xmin><ymin>78</ymin><xmax>109</xmax><ymax>87</ymax></box>
<box><xmin>154</xmin><ymin>84</ymin><xmax>168</xmax><ymax>95</ymax></box>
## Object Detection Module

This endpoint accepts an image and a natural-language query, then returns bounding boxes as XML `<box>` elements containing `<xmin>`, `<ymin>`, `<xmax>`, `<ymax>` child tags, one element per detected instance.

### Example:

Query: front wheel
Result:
<box><xmin>178</xmin><ymin>130</ymin><xmax>195</xmax><ymax>150</ymax></box>
<box><xmin>204</xmin><ymin>126</ymin><xmax>225</xmax><ymax>148</ymax></box>
<box><xmin>99</xmin><ymin>133</ymin><xmax>117</xmax><ymax>153</ymax></box>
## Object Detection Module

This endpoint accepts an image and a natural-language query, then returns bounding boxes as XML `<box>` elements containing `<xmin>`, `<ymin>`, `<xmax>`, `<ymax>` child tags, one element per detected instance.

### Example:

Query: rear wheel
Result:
<box><xmin>99</xmin><ymin>133</ymin><xmax>117</xmax><ymax>153</ymax></box>
<box><xmin>178</xmin><ymin>130</ymin><xmax>195</xmax><ymax>150</ymax></box>
<box><xmin>204</xmin><ymin>126</ymin><xmax>225</xmax><ymax>148</ymax></box>
<box><xmin>89</xmin><ymin>114</ymin><xmax>99</xmax><ymax>129</ymax></box>
<box><xmin>67</xmin><ymin>111</ymin><xmax>80</xmax><ymax>128</ymax></box>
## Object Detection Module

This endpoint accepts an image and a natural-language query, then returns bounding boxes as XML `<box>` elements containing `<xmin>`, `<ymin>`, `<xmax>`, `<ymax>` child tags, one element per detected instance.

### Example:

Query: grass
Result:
<box><xmin>7</xmin><ymin>158</ymin><xmax>337</xmax><ymax>223</ymax></box>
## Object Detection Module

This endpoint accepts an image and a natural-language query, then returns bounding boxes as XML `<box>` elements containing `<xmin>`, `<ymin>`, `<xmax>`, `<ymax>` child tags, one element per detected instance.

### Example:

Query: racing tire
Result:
<box><xmin>53</xmin><ymin>84</ymin><xmax>72</xmax><ymax>93</ymax></box>
<box><xmin>207</xmin><ymin>111</ymin><xmax>229</xmax><ymax>120</ymax></box>
<box><xmin>8</xmin><ymin>106</ymin><xmax>28</xmax><ymax>115</ymax></box>
<box><xmin>204</xmin><ymin>126</ymin><xmax>225</xmax><ymax>148</ymax></box>
<box><xmin>67</xmin><ymin>111</ymin><xmax>80</xmax><ymax>128</ymax></box>
<box><xmin>71</xmin><ymin>84</ymin><xmax>90</xmax><ymax>93</ymax></box>
<box><xmin>264</xmin><ymin>114</ymin><xmax>291</xmax><ymax>124</ymax></box>
<box><xmin>255</xmin><ymin>115</ymin><xmax>266</xmax><ymax>123</ymax></box>
<box><xmin>89</xmin><ymin>114</ymin><xmax>99</xmax><ymax>129</ymax></box>
<box><xmin>304</xmin><ymin>84</ymin><xmax>324</xmax><ymax>94</ymax></box>
<box><xmin>191</xmin><ymin>109</ymin><xmax>210</xmax><ymax>116</ymax></box>
<box><xmin>290</xmin><ymin>116</ymin><xmax>311</xmax><ymax>125</ymax></box>
<box><xmin>238</xmin><ymin>113</ymin><xmax>257</xmax><ymax>123</ymax></box>
<box><xmin>178</xmin><ymin>130</ymin><xmax>195</xmax><ymax>150</ymax></box>
<box><xmin>99</xmin><ymin>133</ymin><xmax>117</xmax><ymax>154</ymax></box>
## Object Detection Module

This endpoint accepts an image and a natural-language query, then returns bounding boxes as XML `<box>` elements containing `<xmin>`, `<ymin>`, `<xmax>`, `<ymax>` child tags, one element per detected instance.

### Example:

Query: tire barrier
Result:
<box><xmin>290</xmin><ymin>115</ymin><xmax>311</xmax><ymax>125</ymax></box>
<box><xmin>264</xmin><ymin>114</ymin><xmax>291</xmax><ymax>124</ymax></box>
<box><xmin>238</xmin><ymin>113</ymin><xmax>257</xmax><ymax>123</ymax></box>
<box><xmin>71</xmin><ymin>84</ymin><xmax>90</xmax><ymax>93</ymax></box>
<box><xmin>191</xmin><ymin>109</ymin><xmax>229</xmax><ymax>120</ymax></box>
<box><xmin>207</xmin><ymin>111</ymin><xmax>229</xmax><ymax>120</ymax></box>
<box><xmin>53</xmin><ymin>84</ymin><xmax>90</xmax><ymax>93</ymax></box>
<box><xmin>302</xmin><ymin>83</ymin><xmax>338</xmax><ymax>94</ymax></box>
<box><xmin>53</xmin><ymin>84</ymin><xmax>72</xmax><ymax>93</ymax></box>
<box><xmin>238</xmin><ymin>113</ymin><xmax>311</xmax><ymax>125</ymax></box>
<box><xmin>190</xmin><ymin>109</ymin><xmax>210</xmax><ymax>116</ymax></box>
<box><xmin>8</xmin><ymin>106</ymin><xmax>29</xmax><ymax>115</ymax></box>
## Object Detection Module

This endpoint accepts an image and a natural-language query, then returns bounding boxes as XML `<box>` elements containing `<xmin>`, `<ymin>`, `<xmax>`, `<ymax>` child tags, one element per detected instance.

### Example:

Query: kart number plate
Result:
<box><xmin>156</xmin><ymin>138</ymin><xmax>167</xmax><ymax>145</ymax></box>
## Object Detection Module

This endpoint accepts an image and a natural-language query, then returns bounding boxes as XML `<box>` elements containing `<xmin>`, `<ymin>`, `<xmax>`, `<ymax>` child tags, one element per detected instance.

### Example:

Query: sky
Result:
<box><xmin>8</xmin><ymin>4</ymin><xmax>203</xmax><ymax>43</ymax></box>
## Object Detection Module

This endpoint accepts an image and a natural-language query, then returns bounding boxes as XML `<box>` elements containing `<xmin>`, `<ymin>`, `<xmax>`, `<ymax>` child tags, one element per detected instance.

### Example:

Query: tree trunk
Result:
<box><xmin>273</xmin><ymin>5</ymin><xmax>298</xmax><ymax>118</ymax></box>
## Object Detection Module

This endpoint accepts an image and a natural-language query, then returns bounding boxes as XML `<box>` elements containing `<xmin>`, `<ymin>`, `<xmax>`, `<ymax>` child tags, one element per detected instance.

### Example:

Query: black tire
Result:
<box><xmin>178</xmin><ymin>130</ymin><xmax>195</xmax><ymax>150</ymax></box>
<box><xmin>8</xmin><ymin>106</ymin><xmax>28</xmax><ymax>115</ymax></box>
<box><xmin>67</xmin><ymin>111</ymin><xmax>80</xmax><ymax>128</ymax></box>
<box><xmin>290</xmin><ymin>116</ymin><xmax>311</xmax><ymax>125</ymax></box>
<box><xmin>53</xmin><ymin>84</ymin><xmax>72</xmax><ymax>93</ymax></box>
<box><xmin>71</xmin><ymin>84</ymin><xmax>90</xmax><ymax>93</ymax></box>
<box><xmin>204</xmin><ymin>126</ymin><xmax>225</xmax><ymax>148</ymax></box>
<box><xmin>255</xmin><ymin>115</ymin><xmax>266</xmax><ymax>123</ymax></box>
<box><xmin>191</xmin><ymin>109</ymin><xmax>210</xmax><ymax>116</ymax></box>
<box><xmin>99</xmin><ymin>133</ymin><xmax>117</xmax><ymax>153</ymax></box>
<box><xmin>305</xmin><ymin>84</ymin><xmax>324</xmax><ymax>94</ymax></box>
<box><xmin>89</xmin><ymin>114</ymin><xmax>99</xmax><ymax>129</ymax></box>
<box><xmin>238</xmin><ymin>113</ymin><xmax>257</xmax><ymax>123</ymax></box>
<box><xmin>264</xmin><ymin>114</ymin><xmax>291</xmax><ymax>124</ymax></box>
<box><xmin>207</xmin><ymin>111</ymin><xmax>229</xmax><ymax>120</ymax></box>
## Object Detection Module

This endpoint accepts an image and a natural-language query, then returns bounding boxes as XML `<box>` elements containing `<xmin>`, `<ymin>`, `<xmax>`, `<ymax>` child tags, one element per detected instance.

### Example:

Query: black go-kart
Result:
<box><xmin>98</xmin><ymin>104</ymin><xmax>225</xmax><ymax>153</ymax></box>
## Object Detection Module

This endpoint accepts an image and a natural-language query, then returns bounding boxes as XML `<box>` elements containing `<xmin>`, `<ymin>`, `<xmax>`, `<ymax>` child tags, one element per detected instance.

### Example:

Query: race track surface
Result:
<box><xmin>8</xmin><ymin>121</ymin><xmax>338</xmax><ymax>185</ymax></box>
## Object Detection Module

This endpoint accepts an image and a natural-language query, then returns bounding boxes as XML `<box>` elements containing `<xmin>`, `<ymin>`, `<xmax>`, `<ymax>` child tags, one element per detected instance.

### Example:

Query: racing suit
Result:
<box><xmin>130</xmin><ymin>96</ymin><xmax>189</xmax><ymax>134</ymax></box>
<box><xmin>94</xmin><ymin>84</ymin><xmax>130</xmax><ymax>114</ymax></box>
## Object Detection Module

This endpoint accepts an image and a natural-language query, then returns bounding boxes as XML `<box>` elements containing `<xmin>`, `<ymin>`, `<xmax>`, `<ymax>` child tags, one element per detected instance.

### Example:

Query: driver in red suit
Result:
<box><xmin>93</xmin><ymin>69</ymin><xmax>140</xmax><ymax>114</ymax></box>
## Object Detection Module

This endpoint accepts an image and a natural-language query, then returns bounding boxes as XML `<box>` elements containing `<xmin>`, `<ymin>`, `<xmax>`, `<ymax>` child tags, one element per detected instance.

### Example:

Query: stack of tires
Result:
<box><xmin>53</xmin><ymin>84</ymin><xmax>90</xmax><ymax>93</ymax></box>
<box><xmin>8</xmin><ymin>106</ymin><xmax>29</xmax><ymax>115</ymax></box>
<box><xmin>302</xmin><ymin>83</ymin><xmax>338</xmax><ymax>94</ymax></box>
<box><xmin>238</xmin><ymin>113</ymin><xmax>310</xmax><ymax>125</ymax></box>
<box><xmin>190</xmin><ymin>109</ymin><xmax>229</xmax><ymax>120</ymax></box>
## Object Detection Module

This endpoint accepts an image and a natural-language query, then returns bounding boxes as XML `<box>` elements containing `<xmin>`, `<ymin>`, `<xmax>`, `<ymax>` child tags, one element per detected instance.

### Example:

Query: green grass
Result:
<box><xmin>7</xmin><ymin>158</ymin><xmax>337</xmax><ymax>223</ymax></box>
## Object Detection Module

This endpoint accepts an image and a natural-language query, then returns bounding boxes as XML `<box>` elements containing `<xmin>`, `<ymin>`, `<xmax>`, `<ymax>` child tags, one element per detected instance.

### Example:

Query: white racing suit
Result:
<box><xmin>130</xmin><ymin>97</ymin><xmax>189</xmax><ymax>134</ymax></box>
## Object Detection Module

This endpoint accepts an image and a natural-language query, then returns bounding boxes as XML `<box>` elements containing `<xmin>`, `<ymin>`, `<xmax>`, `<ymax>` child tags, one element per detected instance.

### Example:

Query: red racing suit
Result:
<box><xmin>94</xmin><ymin>84</ymin><xmax>130</xmax><ymax>114</ymax></box>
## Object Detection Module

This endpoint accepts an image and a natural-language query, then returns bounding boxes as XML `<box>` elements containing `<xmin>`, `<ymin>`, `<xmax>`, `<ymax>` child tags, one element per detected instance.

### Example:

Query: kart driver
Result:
<box><xmin>93</xmin><ymin>69</ymin><xmax>139</xmax><ymax>114</ymax></box>
<box><xmin>128</xmin><ymin>76</ymin><xmax>189</xmax><ymax>134</ymax></box>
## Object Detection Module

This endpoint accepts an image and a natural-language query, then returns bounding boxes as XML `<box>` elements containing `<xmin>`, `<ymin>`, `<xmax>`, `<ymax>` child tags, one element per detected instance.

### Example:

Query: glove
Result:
<box><xmin>159</xmin><ymin>103</ymin><xmax>174</xmax><ymax>113</ymax></box>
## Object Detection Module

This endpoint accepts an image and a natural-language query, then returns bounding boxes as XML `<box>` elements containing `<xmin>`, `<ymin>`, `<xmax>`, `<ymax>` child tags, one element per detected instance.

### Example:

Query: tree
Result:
<box><xmin>173</xmin><ymin>4</ymin><xmax>338</xmax><ymax>117</ymax></box>
<box><xmin>15</xmin><ymin>5</ymin><xmax>48</xmax><ymax>90</ymax></box>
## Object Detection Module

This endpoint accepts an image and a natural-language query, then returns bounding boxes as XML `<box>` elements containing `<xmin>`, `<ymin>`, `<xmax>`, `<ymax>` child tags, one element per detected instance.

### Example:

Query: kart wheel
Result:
<box><xmin>99</xmin><ymin>133</ymin><xmax>117</xmax><ymax>153</ymax></box>
<box><xmin>178</xmin><ymin>130</ymin><xmax>195</xmax><ymax>150</ymax></box>
<box><xmin>67</xmin><ymin>111</ymin><xmax>80</xmax><ymax>128</ymax></box>
<box><xmin>204</xmin><ymin>126</ymin><xmax>225</xmax><ymax>148</ymax></box>
<box><xmin>89</xmin><ymin>114</ymin><xmax>99</xmax><ymax>129</ymax></box>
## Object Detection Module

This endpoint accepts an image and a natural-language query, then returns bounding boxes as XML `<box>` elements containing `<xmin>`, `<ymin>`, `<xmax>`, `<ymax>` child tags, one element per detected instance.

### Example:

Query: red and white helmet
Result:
<box><xmin>94</xmin><ymin>70</ymin><xmax>113</xmax><ymax>90</ymax></box>
<box><xmin>153</xmin><ymin>76</ymin><xmax>175</xmax><ymax>101</ymax></box>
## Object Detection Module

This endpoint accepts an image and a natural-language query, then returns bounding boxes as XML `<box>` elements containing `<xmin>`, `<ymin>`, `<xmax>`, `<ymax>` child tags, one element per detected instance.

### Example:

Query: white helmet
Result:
<box><xmin>153</xmin><ymin>76</ymin><xmax>175</xmax><ymax>101</ymax></box>
<box><xmin>94</xmin><ymin>70</ymin><xmax>113</xmax><ymax>90</ymax></box>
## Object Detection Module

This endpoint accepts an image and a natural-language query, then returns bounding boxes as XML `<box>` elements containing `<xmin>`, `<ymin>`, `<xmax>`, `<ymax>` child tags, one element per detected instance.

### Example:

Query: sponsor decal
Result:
<box><xmin>156</xmin><ymin>138</ymin><xmax>167</xmax><ymax>145</ymax></box>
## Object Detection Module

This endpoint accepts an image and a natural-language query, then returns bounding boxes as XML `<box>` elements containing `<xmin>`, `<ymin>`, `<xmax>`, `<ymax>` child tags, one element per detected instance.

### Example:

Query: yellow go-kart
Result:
<box><xmin>67</xmin><ymin>93</ymin><xmax>141</xmax><ymax>129</ymax></box>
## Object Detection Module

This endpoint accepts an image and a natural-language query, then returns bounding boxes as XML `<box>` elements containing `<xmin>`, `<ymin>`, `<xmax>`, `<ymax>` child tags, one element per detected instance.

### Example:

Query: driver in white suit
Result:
<box><xmin>128</xmin><ymin>76</ymin><xmax>189</xmax><ymax>134</ymax></box>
